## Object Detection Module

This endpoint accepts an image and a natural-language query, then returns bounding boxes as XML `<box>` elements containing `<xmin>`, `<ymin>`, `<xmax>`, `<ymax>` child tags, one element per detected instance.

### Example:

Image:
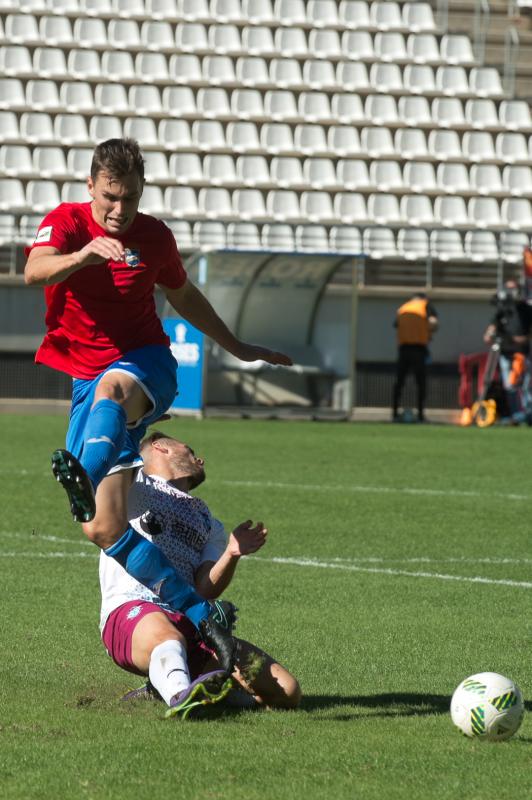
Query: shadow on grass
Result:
<box><xmin>301</xmin><ymin>692</ymin><xmax>451</xmax><ymax>720</ymax></box>
<box><xmin>299</xmin><ymin>694</ymin><xmax>532</xmax><ymax>722</ymax></box>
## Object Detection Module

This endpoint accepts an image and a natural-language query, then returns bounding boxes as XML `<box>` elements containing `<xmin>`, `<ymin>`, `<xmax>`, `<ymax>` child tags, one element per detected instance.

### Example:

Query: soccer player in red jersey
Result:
<box><xmin>24</xmin><ymin>138</ymin><xmax>292</xmax><ymax>673</ymax></box>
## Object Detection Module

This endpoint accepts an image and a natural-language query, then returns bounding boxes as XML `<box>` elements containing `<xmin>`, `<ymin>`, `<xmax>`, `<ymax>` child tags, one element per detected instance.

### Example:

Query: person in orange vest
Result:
<box><xmin>392</xmin><ymin>292</ymin><xmax>438</xmax><ymax>423</ymax></box>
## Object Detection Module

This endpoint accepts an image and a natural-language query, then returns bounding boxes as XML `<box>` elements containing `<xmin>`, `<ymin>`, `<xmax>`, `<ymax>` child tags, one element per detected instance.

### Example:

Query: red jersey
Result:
<box><xmin>27</xmin><ymin>202</ymin><xmax>187</xmax><ymax>379</ymax></box>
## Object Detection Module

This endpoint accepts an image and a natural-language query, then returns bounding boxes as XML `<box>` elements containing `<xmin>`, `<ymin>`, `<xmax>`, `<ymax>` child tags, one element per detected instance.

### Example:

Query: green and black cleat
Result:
<box><xmin>199</xmin><ymin>600</ymin><xmax>238</xmax><ymax>675</ymax></box>
<box><xmin>51</xmin><ymin>449</ymin><xmax>96</xmax><ymax>523</ymax></box>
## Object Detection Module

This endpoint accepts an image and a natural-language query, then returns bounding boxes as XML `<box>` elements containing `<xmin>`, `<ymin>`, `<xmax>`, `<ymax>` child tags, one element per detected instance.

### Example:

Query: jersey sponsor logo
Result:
<box><xmin>126</xmin><ymin>604</ymin><xmax>143</xmax><ymax>620</ymax></box>
<box><xmin>34</xmin><ymin>225</ymin><xmax>53</xmax><ymax>244</ymax></box>
<box><xmin>124</xmin><ymin>248</ymin><xmax>141</xmax><ymax>268</ymax></box>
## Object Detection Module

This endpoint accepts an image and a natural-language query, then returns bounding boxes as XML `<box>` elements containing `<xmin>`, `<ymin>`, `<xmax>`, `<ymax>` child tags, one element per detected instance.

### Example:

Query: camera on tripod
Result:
<box><xmin>490</xmin><ymin>285</ymin><xmax>521</xmax><ymax>337</ymax></box>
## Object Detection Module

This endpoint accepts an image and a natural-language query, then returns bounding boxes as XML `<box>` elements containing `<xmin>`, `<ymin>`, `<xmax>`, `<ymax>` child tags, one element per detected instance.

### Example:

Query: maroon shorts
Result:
<box><xmin>101</xmin><ymin>600</ymin><xmax>214</xmax><ymax>679</ymax></box>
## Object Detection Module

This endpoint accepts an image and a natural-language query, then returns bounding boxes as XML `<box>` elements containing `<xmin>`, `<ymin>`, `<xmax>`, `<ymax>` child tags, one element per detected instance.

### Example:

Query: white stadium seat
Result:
<box><xmin>399</xmin><ymin>194</ymin><xmax>434</xmax><ymax>226</ymax></box>
<box><xmin>261</xmin><ymin>222</ymin><xmax>295</xmax><ymax>251</ymax></box>
<box><xmin>398</xmin><ymin>96</ymin><xmax>432</xmax><ymax>127</ymax></box>
<box><xmin>332</xmin><ymin>94</ymin><xmax>365</xmax><ymax>125</ymax></box>
<box><xmin>436</xmin><ymin>162</ymin><xmax>470</xmax><ymax>194</ymax></box>
<box><xmin>369</xmin><ymin>160</ymin><xmax>403</xmax><ymax>192</ymax></box>
<box><xmin>397</xmin><ymin>228</ymin><xmax>430</xmax><ymax>260</ymax></box>
<box><xmin>295</xmin><ymin>224</ymin><xmax>329</xmax><ymax>252</ymax></box>
<box><xmin>193</xmin><ymin>221</ymin><xmax>227</xmax><ymax>250</ymax></box>
<box><xmin>440</xmin><ymin>34</ymin><xmax>475</xmax><ymax>65</ymax></box>
<box><xmin>26</xmin><ymin>80</ymin><xmax>61</xmax><ymax>112</ymax></box>
<box><xmin>266</xmin><ymin>189</ymin><xmax>301</xmax><ymax>221</ymax></box>
<box><xmin>303</xmin><ymin>158</ymin><xmax>338</xmax><ymax>190</ymax></box>
<box><xmin>20</xmin><ymin>111</ymin><xmax>54</xmax><ymax>144</ymax></box>
<box><xmin>300</xmin><ymin>190</ymin><xmax>336</xmax><ymax>223</ymax></box>
<box><xmin>432</xmin><ymin>97</ymin><xmax>466</xmax><ymax>129</ymax></box>
<box><xmin>170</xmin><ymin>152</ymin><xmax>203</xmax><ymax>184</ymax></box>
<box><xmin>210</xmin><ymin>23</ymin><xmax>243</xmax><ymax>55</ymax></box>
<box><xmin>403</xmin><ymin>161</ymin><xmax>437</xmax><ymax>194</ymax></box>
<box><xmin>226</xmin><ymin>221</ymin><xmax>261</xmax><ymax>249</ymax></box>
<box><xmin>468</xmin><ymin>197</ymin><xmax>502</xmax><ymax>230</ymax></box>
<box><xmin>242</xmin><ymin>0</ymin><xmax>274</xmax><ymax>24</ymax></box>
<box><xmin>367</xmin><ymin>193</ymin><xmax>402</xmax><ymax>226</ymax></box>
<box><xmin>228</xmin><ymin>121</ymin><xmax>262</xmax><ymax>153</ymax></box>
<box><xmin>495</xmin><ymin>132</ymin><xmax>530</xmax><ymax>164</ymax></box>
<box><xmin>158</xmin><ymin>119</ymin><xmax>193</xmax><ymax>151</ymax></box>
<box><xmin>501</xmin><ymin>198</ymin><xmax>532</xmax><ymax>231</ymax></box>
<box><xmin>329</xmin><ymin>225</ymin><xmax>362</xmax><ymax>253</ymax></box>
<box><xmin>94</xmin><ymin>84</ymin><xmax>129</xmax><ymax>114</ymax></box>
<box><xmin>139</xmin><ymin>186</ymin><xmax>166</xmax><ymax>217</ymax></box>
<box><xmin>469</xmin><ymin>67</ymin><xmax>504</xmax><ymax>98</ymax></box>
<box><xmin>236</xmin><ymin>154</ymin><xmax>270</xmax><ymax>186</ymax></box>
<box><xmin>428</xmin><ymin>129</ymin><xmax>462</xmax><ymax>161</ymax></box>
<box><xmin>464</xmin><ymin>98</ymin><xmax>499</xmax><ymax>130</ymax></box>
<box><xmin>204</xmin><ymin>154</ymin><xmax>239</xmax><ymax>186</ymax></box>
<box><xmin>499</xmin><ymin>100</ymin><xmax>532</xmax><ymax>132</ymax></box>
<box><xmin>143</xmin><ymin>151</ymin><xmax>170</xmax><ymax>183</ymax></box>
<box><xmin>470</xmin><ymin>164</ymin><xmax>503</xmax><ymax>196</ymax></box>
<box><xmin>307</xmin><ymin>0</ymin><xmax>339</xmax><ymax>28</ymax></box>
<box><xmin>233</xmin><ymin>188</ymin><xmax>268</xmax><ymax>220</ymax></box>
<box><xmin>361</xmin><ymin>127</ymin><xmax>396</xmax><ymax>159</ymax></box>
<box><xmin>192</xmin><ymin>120</ymin><xmax>227</xmax><ymax>151</ymax></box>
<box><xmin>500</xmin><ymin>231</ymin><xmax>530</xmax><ymax>262</ymax></box>
<box><xmin>73</xmin><ymin>17</ymin><xmax>107</xmax><ymax>47</ymax></box>
<box><xmin>270</xmin><ymin>58</ymin><xmax>302</xmax><ymax>89</ymax></box>
<box><xmin>164</xmin><ymin>186</ymin><xmax>199</xmax><ymax>218</ymax></box>
<box><xmin>337</xmin><ymin>159</ymin><xmax>372</xmax><ymax>191</ymax></box>
<box><xmin>395</xmin><ymin>128</ymin><xmax>429</xmax><ymax>160</ymax></box>
<box><xmin>274</xmin><ymin>0</ymin><xmax>306</xmax><ymax>27</ymax></box>
<box><xmin>434</xmin><ymin>195</ymin><xmax>469</xmax><ymax>228</ymax></box>
<box><xmin>62</xmin><ymin>181</ymin><xmax>91</xmax><ymax>204</ymax></box>
<box><xmin>463</xmin><ymin>131</ymin><xmax>497</xmax><ymax>162</ymax></box>
<box><xmin>430</xmin><ymin>230</ymin><xmax>465</xmax><ymax>260</ymax></box>
<box><xmin>333</xmin><ymin>192</ymin><xmax>368</xmax><ymax>225</ymax></box>
<box><xmin>197</xmin><ymin>187</ymin><xmax>233</xmax><ymax>219</ymax></box>
<box><xmin>66</xmin><ymin>148</ymin><xmax>92</xmax><ymax>180</ymax></box>
<box><xmin>0</xmin><ymin>145</ymin><xmax>33</xmax><ymax>177</ymax></box>
<box><xmin>141</xmin><ymin>20</ymin><xmax>175</xmax><ymax>51</ymax></box>
<box><xmin>464</xmin><ymin>230</ymin><xmax>499</xmax><ymax>262</ymax></box>
<box><xmin>33</xmin><ymin>147</ymin><xmax>68</xmax><ymax>179</ymax></box>
<box><xmin>0</xmin><ymin>178</ymin><xmax>26</xmax><ymax>211</ymax></box>
<box><xmin>502</xmin><ymin>165</ymin><xmax>532</xmax><ymax>197</ymax></box>
<box><xmin>403</xmin><ymin>64</ymin><xmax>436</xmax><ymax>95</ymax></box>
<box><xmin>363</xmin><ymin>227</ymin><xmax>398</xmax><ymax>259</ymax></box>
<box><xmin>265</xmin><ymin>157</ymin><xmax>300</xmax><ymax>188</ymax></box>
<box><xmin>231</xmin><ymin>89</ymin><xmax>265</xmax><ymax>120</ymax></box>
<box><xmin>241</xmin><ymin>26</ymin><xmax>274</xmax><ymax>57</ymax></box>
<box><xmin>162</xmin><ymin>86</ymin><xmax>196</xmax><ymax>118</ymax></box>
<box><xmin>402</xmin><ymin>2</ymin><xmax>435</xmax><ymax>33</ymax></box>
<box><xmin>61</xmin><ymin>82</ymin><xmax>95</xmax><ymax>113</ymax></box>
<box><xmin>338</xmin><ymin>1</ymin><xmax>370</xmax><ymax>31</ymax></box>
<box><xmin>369</xmin><ymin>1</ymin><xmax>404</xmax><ymax>31</ymax></box>
<box><xmin>89</xmin><ymin>115</ymin><xmax>122</xmax><ymax>143</ymax></box>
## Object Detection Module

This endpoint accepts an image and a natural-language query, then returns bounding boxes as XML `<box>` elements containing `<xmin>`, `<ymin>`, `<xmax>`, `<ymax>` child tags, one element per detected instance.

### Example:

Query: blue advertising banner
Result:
<box><xmin>162</xmin><ymin>318</ymin><xmax>204</xmax><ymax>414</ymax></box>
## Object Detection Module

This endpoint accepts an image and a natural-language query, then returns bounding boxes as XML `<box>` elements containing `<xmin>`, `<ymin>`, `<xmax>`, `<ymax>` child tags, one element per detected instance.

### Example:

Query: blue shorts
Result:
<box><xmin>66</xmin><ymin>345</ymin><xmax>178</xmax><ymax>473</ymax></box>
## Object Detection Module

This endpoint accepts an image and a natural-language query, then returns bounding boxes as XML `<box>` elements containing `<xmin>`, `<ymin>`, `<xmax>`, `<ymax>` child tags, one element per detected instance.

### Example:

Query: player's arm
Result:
<box><xmin>24</xmin><ymin>238</ymin><xmax>126</xmax><ymax>287</ymax></box>
<box><xmin>194</xmin><ymin>519</ymin><xmax>267</xmax><ymax>599</ymax></box>
<box><xmin>162</xmin><ymin>279</ymin><xmax>293</xmax><ymax>366</ymax></box>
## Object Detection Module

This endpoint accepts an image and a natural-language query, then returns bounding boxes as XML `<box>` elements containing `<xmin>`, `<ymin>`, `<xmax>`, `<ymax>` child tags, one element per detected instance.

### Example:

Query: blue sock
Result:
<box><xmin>105</xmin><ymin>528</ymin><xmax>211</xmax><ymax>628</ymax></box>
<box><xmin>81</xmin><ymin>399</ymin><xmax>127</xmax><ymax>489</ymax></box>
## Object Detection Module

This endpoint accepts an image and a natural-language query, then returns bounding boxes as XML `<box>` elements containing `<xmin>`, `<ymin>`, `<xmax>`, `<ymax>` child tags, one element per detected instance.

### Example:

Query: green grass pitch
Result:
<box><xmin>0</xmin><ymin>414</ymin><xmax>530</xmax><ymax>800</ymax></box>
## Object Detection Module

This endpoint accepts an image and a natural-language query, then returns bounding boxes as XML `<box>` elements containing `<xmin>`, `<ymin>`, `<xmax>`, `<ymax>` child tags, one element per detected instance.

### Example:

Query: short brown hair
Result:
<box><xmin>90</xmin><ymin>138</ymin><xmax>145</xmax><ymax>183</ymax></box>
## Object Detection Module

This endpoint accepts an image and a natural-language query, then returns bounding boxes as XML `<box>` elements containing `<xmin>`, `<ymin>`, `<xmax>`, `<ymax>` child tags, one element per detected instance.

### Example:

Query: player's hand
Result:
<box><xmin>74</xmin><ymin>237</ymin><xmax>126</xmax><ymax>267</ymax></box>
<box><xmin>227</xmin><ymin>520</ymin><xmax>268</xmax><ymax>556</ymax></box>
<box><xmin>232</xmin><ymin>342</ymin><xmax>293</xmax><ymax>367</ymax></box>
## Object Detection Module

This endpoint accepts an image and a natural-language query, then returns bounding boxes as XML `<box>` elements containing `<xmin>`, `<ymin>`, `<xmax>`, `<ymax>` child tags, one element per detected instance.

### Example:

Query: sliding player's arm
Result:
<box><xmin>194</xmin><ymin>520</ymin><xmax>267</xmax><ymax>600</ymax></box>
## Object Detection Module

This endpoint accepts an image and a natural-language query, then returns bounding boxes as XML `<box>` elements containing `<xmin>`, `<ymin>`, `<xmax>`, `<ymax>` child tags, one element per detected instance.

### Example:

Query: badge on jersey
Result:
<box><xmin>124</xmin><ymin>248</ymin><xmax>141</xmax><ymax>268</ymax></box>
<box><xmin>34</xmin><ymin>225</ymin><xmax>53</xmax><ymax>244</ymax></box>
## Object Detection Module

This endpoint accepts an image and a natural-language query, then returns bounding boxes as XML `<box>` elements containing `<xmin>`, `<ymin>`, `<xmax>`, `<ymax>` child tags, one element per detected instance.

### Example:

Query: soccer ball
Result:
<box><xmin>450</xmin><ymin>672</ymin><xmax>524</xmax><ymax>742</ymax></box>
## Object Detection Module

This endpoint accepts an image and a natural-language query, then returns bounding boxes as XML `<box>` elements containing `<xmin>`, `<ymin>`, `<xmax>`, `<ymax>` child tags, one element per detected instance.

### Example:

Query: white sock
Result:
<box><xmin>148</xmin><ymin>640</ymin><xmax>190</xmax><ymax>706</ymax></box>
